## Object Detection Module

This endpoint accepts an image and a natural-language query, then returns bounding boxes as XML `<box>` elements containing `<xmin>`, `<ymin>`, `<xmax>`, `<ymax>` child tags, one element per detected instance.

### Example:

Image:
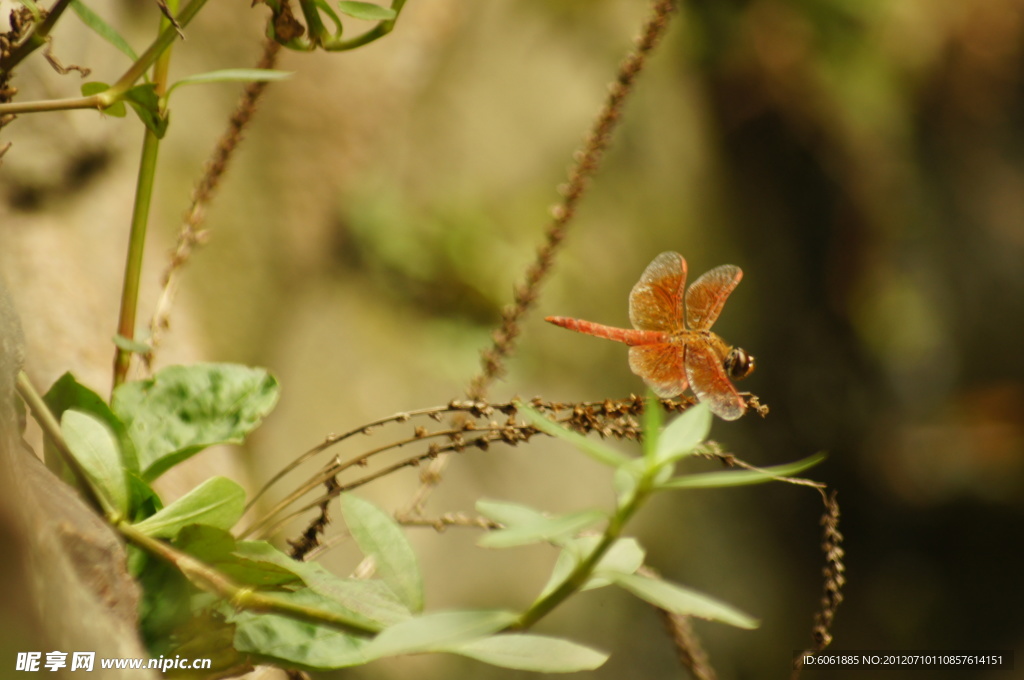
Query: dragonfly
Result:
<box><xmin>545</xmin><ymin>251</ymin><xmax>755</xmax><ymax>420</ymax></box>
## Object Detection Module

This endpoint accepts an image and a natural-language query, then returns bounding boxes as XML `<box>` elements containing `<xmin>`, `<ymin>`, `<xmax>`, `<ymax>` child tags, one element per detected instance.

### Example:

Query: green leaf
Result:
<box><xmin>538</xmin><ymin>536</ymin><xmax>645</xmax><ymax>598</ymax></box>
<box><xmin>112</xmin><ymin>363</ymin><xmax>279</xmax><ymax>481</ymax></box>
<box><xmin>81</xmin><ymin>81</ymin><xmax>126</xmax><ymax>116</ymax></box>
<box><xmin>652</xmin><ymin>457</ymin><xmax>675</xmax><ymax>486</ymax></box>
<box><xmin>44</xmin><ymin>372</ymin><xmax>139</xmax><ymax>473</ymax></box>
<box><xmin>61</xmin><ymin>409</ymin><xmax>129</xmax><ymax>518</ymax></box>
<box><xmin>477</xmin><ymin>510</ymin><xmax>605</xmax><ymax>549</ymax></box>
<box><xmin>180</xmin><ymin>530</ymin><xmax>410</xmax><ymax>628</ymax></box>
<box><xmin>175</xmin><ymin>523</ymin><xmax>237</xmax><ymax>558</ymax></box>
<box><xmin>209</xmin><ymin>560</ymin><xmax>325</xmax><ymax>596</ymax></box>
<box><xmin>112</xmin><ymin>333</ymin><xmax>151</xmax><ymax>354</ymax></box>
<box><xmin>611</xmin><ymin>573</ymin><xmax>759</xmax><ymax>629</ymax></box>
<box><xmin>176</xmin><ymin>525</ymin><xmax>298</xmax><ymax>586</ymax></box>
<box><xmin>225</xmin><ymin>540</ymin><xmax>307</xmax><ymax>583</ymax></box>
<box><xmin>586</xmin><ymin>537</ymin><xmax>646</xmax><ymax>588</ymax></box>
<box><xmin>475</xmin><ymin>498</ymin><xmax>547</xmax><ymax>527</ymax></box>
<box><xmin>229</xmin><ymin>590</ymin><xmax>371</xmax><ymax>669</ymax></box>
<box><xmin>123</xmin><ymin>83</ymin><xmax>167</xmax><ymax>138</ymax></box>
<box><xmin>207</xmin><ymin>540</ymin><xmax>399</xmax><ymax>630</ymax></box>
<box><xmin>164</xmin><ymin>610</ymin><xmax>245</xmax><ymax>677</ymax></box>
<box><xmin>538</xmin><ymin>545</ymin><xmax>577</xmax><ymax>600</ymax></box>
<box><xmin>340</xmin><ymin>493</ymin><xmax>424</xmax><ymax>613</ymax></box>
<box><xmin>137</xmin><ymin>550</ymin><xmax>193</xmax><ymax>645</ymax></box>
<box><xmin>446</xmin><ymin>634</ymin><xmax>608</xmax><ymax>672</ymax></box>
<box><xmin>235</xmin><ymin>541</ymin><xmax>411</xmax><ymax>626</ymax></box>
<box><xmin>314</xmin><ymin>0</ymin><xmax>345</xmax><ymax>36</ymax></box>
<box><xmin>298</xmin><ymin>569</ymin><xmax>412</xmax><ymax>628</ymax></box>
<box><xmin>81</xmin><ymin>81</ymin><xmax>107</xmax><ymax>96</ymax></box>
<box><xmin>131</xmin><ymin>476</ymin><xmax>245</xmax><ymax>538</ymax></box>
<box><xmin>516</xmin><ymin>401</ymin><xmax>629</xmax><ymax>468</ymax></box>
<box><xmin>659</xmin><ymin>453</ymin><xmax>826</xmax><ymax>490</ymax></box>
<box><xmin>337</xmin><ymin>1</ymin><xmax>396</xmax><ymax>21</ymax></box>
<box><xmin>654</xmin><ymin>402</ymin><xmax>712</xmax><ymax>465</ymax></box>
<box><xmin>364</xmin><ymin>610</ymin><xmax>518</xmax><ymax>659</ymax></box>
<box><xmin>126</xmin><ymin>473</ymin><xmax>161</xmax><ymax>522</ymax></box>
<box><xmin>168</xmin><ymin>68</ymin><xmax>292</xmax><ymax>95</ymax></box>
<box><xmin>71</xmin><ymin>0</ymin><xmax>138</xmax><ymax>60</ymax></box>
<box><xmin>612</xmin><ymin>458</ymin><xmax>643</xmax><ymax>506</ymax></box>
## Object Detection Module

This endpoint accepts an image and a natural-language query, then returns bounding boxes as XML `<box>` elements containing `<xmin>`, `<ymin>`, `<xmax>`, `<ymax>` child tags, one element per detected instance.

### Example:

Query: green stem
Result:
<box><xmin>111</xmin><ymin>3</ymin><xmax>180</xmax><ymax>388</ymax></box>
<box><xmin>0</xmin><ymin>94</ymin><xmax>105</xmax><ymax>115</ymax></box>
<box><xmin>112</xmin><ymin>131</ymin><xmax>160</xmax><ymax>386</ymax></box>
<box><xmin>109</xmin><ymin>0</ymin><xmax>206</xmax><ymax>95</ymax></box>
<box><xmin>323</xmin><ymin>23</ymin><xmax>387</xmax><ymax>51</ymax></box>
<box><xmin>297</xmin><ymin>0</ymin><xmax>331</xmax><ymax>46</ymax></box>
<box><xmin>513</xmin><ymin>481</ymin><xmax>648</xmax><ymax>630</ymax></box>
<box><xmin>322</xmin><ymin>0</ymin><xmax>406</xmax><ymax>51</ymax></box>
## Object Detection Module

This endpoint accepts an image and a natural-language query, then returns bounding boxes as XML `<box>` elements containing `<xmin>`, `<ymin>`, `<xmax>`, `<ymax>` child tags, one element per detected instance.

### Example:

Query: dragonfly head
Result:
<box><xmin>724</xmin><ymin>347</ymin><xmax>755</xmax><ymax>381</ymax></box>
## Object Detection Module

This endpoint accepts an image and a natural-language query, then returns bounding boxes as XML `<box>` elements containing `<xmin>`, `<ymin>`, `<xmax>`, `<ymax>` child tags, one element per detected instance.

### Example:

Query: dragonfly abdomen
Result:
<box><xmin>544</xmin><ymin>317</ymin><xmax>667</xmax><ymax>346</ymax></box>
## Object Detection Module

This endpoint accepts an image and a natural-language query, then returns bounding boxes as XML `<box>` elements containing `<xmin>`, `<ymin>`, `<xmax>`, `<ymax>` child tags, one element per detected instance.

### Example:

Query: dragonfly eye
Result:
<box><xmin>724</xmin><ymin>347</ymin><xmax>755</xmax><ymax>380</ymax></box>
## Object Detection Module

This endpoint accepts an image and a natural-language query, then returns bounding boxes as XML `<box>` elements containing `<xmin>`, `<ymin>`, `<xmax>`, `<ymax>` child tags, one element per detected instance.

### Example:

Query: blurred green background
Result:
<box><xmin>3</xmin><ymin>0</ymin><xmax>1024</xmax><ymax>678</ymax></box>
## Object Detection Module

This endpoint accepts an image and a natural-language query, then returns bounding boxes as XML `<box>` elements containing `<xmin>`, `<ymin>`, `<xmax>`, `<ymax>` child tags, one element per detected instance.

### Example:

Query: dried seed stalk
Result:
<box><xmin>146</xmin><ymin>36</ymin><xmax>281</xmax><ymax>368</ymax></box>
<box><xmin>263</xmin><ymin>395</ymin><xmax>697</xmax><ymax>548</ymax></box>
<box><xmin>791</xmin><ymin>490</ymin><xmax>845</xmax><ymax>678</ymax></box>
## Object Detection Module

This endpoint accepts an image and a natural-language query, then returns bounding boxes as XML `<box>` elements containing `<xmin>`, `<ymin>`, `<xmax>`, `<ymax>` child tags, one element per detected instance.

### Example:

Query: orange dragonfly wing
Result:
<box><xmin>685</xmin><ymin>265</ymin><xmax>742</xmax><ymax>331</ymax></box>
<box><xmin>628</xmin><ymin>251</ymin><xmax>687</xmax><ymax>332</ymax></box>
<box><xmin>684</xmin><ymin>341</ymin><xmax>746</xmax><ymax>420</ymax></box>
<box><xmin>628</xmin><ymin>342</ymin><xmax>687</xmax><ymax>398</ymax></box>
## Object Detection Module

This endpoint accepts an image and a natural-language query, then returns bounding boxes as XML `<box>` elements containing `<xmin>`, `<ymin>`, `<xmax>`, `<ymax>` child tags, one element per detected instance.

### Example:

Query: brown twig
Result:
<box><xmin>398</xmin><ymin>512</ymin><xmax>501</xmax><ymax>532</ymax></box>
<box><xmin>145</xmin><ymin>35</ymin><xmax>281</xmax><ymax>368</ymax></box>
